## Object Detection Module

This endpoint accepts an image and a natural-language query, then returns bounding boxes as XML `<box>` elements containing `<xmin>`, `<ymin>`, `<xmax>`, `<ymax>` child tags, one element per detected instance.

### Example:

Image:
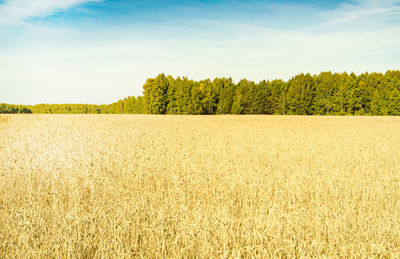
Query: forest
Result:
<box><xmin>2</xmin><ymin>70</ymin><xmax>400</xmax><ymax>115</ymax></box>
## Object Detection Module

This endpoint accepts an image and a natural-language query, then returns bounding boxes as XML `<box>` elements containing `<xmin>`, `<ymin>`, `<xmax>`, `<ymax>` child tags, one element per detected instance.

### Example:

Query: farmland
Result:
<box><xmin>1</xmin><ymin>115</ymin><xmax>400</xmax><ymax>257</ymax></box>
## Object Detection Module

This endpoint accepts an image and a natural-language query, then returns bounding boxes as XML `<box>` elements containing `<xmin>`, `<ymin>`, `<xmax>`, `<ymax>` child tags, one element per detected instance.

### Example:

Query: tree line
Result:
<box><xmin>0</xmin><ymin>104</ymin><xmax>32</xmax><ymax>114</ymax></box>
<box><xmin>131</xmin><ymin>70</ymin><xmax>400</xmax><ymax>115</ymax></box>
<box><xmin>2</xmin><ymin>70</ymin><xmax>400</xmax><ymax>115</ymax></box>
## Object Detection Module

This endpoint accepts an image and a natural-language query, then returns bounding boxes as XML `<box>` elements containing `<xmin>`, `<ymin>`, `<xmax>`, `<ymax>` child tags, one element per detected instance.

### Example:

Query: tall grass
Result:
<box><xmin>0</xmin><ymin>115</ymin><xmax>399</xmax><ymax>257</ymax></box>
<box><xmin>0</xmin><ymin>115</ymin><xmax>8</xmax><ymax>123</ymax></box>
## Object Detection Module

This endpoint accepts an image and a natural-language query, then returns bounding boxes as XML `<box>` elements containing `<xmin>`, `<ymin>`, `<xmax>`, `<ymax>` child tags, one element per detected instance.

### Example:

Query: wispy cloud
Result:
<box><xmin>0</xmin><ymin>0</ymin><xmax>399</xmax><ymax>104</ymax></box>
<box><xmin>0</xmin><ymin>0</ymin><xmax>100</xmax><ymax>25</ymax></box>
<box><xmin>326</xmin><ymin>0</ymin><xmax>400</xmax><ymax>24</ymax></box>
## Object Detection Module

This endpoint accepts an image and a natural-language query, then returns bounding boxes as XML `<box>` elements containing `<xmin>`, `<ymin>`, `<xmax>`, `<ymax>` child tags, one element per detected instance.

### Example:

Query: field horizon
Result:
<box><xmin>2</xmin><ymin>0</ymin><xmax>399</xmax><ymax>256</ymax></box>
<box><xmin>2</xmin><ymin>70</ymin><xmax>400</xmax><ymax>116</ymax></box>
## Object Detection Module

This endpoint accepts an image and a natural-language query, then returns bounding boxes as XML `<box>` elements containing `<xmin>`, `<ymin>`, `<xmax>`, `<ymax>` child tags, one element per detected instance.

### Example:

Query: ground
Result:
<box><xmin>1</xmin><ymin>115</ymin><xmax>400</xmax><ymax>257</ymax></box>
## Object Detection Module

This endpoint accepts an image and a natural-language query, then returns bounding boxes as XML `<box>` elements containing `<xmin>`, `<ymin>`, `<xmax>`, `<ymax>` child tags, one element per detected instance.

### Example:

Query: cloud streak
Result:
<box><xmin>326</xmin><ymin>0</ymin><xmax>400</xmax><ymax>24</ymax></box>
<box><xmin>0</xmin><ymin>0</ymin><xmax>399</xmax><ymax>104</ymax></box>
<box><xmin>0</xmin><ymin>0</ymin><xmax>100</xmax><ymax>25</ymax></box>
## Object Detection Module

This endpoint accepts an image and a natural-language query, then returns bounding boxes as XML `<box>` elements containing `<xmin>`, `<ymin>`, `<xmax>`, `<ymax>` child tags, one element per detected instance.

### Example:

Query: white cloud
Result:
<box><xmin>326</xmin><ymin>0</ymin><xmax>400</xmax><ymax>24</ymax></box>
<box><xmin>0</xmin><ymin>0</ymin><xmax>400</xmax><ymax>104</ymax></box>
<box><xmin>1</xmin><ymin>22</ymin><xmax>399</xmax><ymax>104</ymax></box>
<box><xmin>0</xmin><ymin>0</ymin><xmax>100</xmax><ymax>25</ymax></box>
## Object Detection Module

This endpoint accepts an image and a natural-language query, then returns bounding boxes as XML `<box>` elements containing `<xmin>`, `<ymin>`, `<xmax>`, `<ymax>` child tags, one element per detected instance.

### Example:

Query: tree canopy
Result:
<box><xmin>2</xmin><ymin>70</ymin><xmax>400</xmax><ymax>115</ymax></box>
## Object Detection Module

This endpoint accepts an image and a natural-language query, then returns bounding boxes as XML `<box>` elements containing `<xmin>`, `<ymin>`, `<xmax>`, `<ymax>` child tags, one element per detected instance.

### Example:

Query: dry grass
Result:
<box><xmin>1</xmin><ymin>115</ymin><xmax>400</xmax><ymax>258</ymax></box>
<box><xmin>0</xmin><ymin>115</ymin><xmax>8</xmax><ymax>123</ymax></box>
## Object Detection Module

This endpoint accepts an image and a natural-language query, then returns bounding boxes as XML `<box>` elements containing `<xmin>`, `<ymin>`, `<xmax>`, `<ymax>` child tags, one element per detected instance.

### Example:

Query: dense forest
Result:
<box><xmin>2</xmin><ymin>70</ymin><xmax>400</xmax><ymax>115</ymax></box>
<box><xmin>0</xmin><ymin>104</ymin><xmax>33</xmax><ymax>114</ymax></box>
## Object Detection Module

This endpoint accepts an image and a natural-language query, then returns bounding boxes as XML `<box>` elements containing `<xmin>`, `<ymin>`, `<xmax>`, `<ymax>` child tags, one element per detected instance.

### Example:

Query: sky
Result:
<box><xmin>1</xmin><ymin>0</ymin><xmax>400</xmax><ymax>104</ymax></box>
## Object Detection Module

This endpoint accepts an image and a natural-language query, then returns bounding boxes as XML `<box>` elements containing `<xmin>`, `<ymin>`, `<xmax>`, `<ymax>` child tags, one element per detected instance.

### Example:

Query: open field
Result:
<box><xmin>1</xmin><ymin>115</ymin><xmax>400</xmax><ymax>258</ymax></box>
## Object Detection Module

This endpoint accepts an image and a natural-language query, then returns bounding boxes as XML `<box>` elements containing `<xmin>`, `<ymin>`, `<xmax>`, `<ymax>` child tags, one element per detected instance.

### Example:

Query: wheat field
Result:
<box><xmin>0</xmin><ymin>115</ymin><xmax>400</xmax><ymax>258</ymax></box>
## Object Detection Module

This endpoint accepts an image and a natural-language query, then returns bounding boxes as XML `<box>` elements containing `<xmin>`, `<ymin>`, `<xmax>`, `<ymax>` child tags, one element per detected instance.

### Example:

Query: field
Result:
<box><xmin>1</xmin><ymin>115</ymin><xmax>400</xmax><ymax>258</ymax></box>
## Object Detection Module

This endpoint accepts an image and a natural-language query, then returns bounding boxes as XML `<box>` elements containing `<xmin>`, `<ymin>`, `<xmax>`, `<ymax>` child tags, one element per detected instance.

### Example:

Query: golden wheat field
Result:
<box><xmin>1</xmin><ymin>114</ymin><xmax>400</xmax><ymax>258</ymax></box>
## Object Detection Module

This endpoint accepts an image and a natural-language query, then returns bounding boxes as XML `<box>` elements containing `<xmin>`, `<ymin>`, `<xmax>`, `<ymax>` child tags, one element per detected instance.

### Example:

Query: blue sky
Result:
<box><xmin>1</xmin><ymin>0</ymin><xmax>400</xmax><ymax>104</ymax></box>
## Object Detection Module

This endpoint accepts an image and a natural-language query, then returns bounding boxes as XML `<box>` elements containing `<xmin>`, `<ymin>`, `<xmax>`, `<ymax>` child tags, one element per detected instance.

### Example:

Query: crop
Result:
<box><xmin>1</xmin><ymin>115</ymin><xmax>400</xmax><ymax>258</ymax></box>
<box><xmin>0</xmin><ymin>115</ymin><xmax>8</xmax><ymax>123</ymax></box>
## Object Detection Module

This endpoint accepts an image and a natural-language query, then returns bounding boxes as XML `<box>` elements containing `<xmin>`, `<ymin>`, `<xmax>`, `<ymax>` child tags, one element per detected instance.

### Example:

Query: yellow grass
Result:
<box><xmin>0</xmin><ymin>115</ymin><xmax>8</xmax><ymax>123</ymax></box>
<box><xmin>1</xmin><ymin>114</ymin><xmax>400</xmax><ymax>258</ymax></box>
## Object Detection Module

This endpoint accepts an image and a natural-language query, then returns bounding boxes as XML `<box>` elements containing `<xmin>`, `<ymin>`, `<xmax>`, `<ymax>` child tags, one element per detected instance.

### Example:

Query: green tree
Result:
<box><xmin>143</xmin><ymin>74</ymin><xmax>169</xmax><ymax>114</ymax></box>
<box><xmin>286</xmin><ymin>73</ymin><xmax>315</xmax><ymax>115</ymax></box>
